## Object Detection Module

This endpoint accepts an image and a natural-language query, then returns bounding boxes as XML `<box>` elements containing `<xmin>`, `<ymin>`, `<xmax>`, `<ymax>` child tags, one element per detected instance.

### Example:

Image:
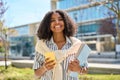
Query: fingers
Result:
<box><xmin>44</xmin><ymin>57</ymin><xmax>56</xmax><ymax>70</ymax></box>
<box><xmin>69</xmin><ymin>59</ymin><xmax>79</xmax><ymax>65</ymax></box>
<box><xmin>78</xmin><ymin>67</ymin><xmax>88</xmax><ymax>74</ymax></box>
<box><xmin>72</xmin><ymin>59</ymin><xmax>79</xmax><ymax>63</ymax></box>
<box><xmin>45</xmin><ymin>58</ymin><xmax>54</xmax><ymax>64</ymax></box>
<box><xmin>69</xmin><ymin>61</ymin><xmax>78</xmax><ymax>68</ymax></box>
<box><xmin>45</xmin><ymin>57</ymin><xmax>50</xmax><ymax>61</ymax></box>
<box><xmin>68</xmin><ymin>59</ymin><xmax>80</xmax><ymax>71</ymax></box>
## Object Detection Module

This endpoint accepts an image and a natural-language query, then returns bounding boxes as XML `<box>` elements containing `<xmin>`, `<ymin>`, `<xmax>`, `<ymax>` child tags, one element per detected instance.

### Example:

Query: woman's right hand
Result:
<box><xmin>44</xmin><ymin>57</ymin><xmax>56</xmax><ymax>70</ymax></box>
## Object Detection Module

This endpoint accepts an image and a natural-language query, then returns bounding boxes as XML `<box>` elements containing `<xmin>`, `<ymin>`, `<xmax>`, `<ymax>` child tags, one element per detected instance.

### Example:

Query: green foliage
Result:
<box><xmin>79</xmin><ymin>74</ymin><xmax>120</xmax><ymax>80</ymax></box>
<box><xmin>0</xmin><ymin>46</ymin><xmax>5</xmax><ymax>52</ymax></box>
<box><xmin>0</xmin><ymin>66</ymin><xmax>34</xmax><ymax>80</ymax></box>
<box><xmin>0</xmin><ymin>66</ymin><xmax>120</xmax><ymax>80</ymax></box>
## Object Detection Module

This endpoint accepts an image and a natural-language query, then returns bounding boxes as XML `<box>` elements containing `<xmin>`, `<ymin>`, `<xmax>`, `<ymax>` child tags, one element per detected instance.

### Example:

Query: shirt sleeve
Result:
<box><xmin>33</xmin><ymin>51</ymin><xmax>45</xmax><ymax>69</ymax></box>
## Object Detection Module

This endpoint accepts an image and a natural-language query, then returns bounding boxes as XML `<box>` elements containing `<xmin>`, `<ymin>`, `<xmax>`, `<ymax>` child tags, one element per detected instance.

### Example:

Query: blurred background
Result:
<box><xmin>0</xmin><ymin>0</ymin><xmax>120</xmax><ymax>80</ymax></box>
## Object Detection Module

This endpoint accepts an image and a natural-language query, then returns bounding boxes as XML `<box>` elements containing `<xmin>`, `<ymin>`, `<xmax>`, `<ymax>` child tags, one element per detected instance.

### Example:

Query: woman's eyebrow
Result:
<box><xmin>51</xmin><ymin>17</ymin><xmax>62</xmax><ymax>19</ymax></box>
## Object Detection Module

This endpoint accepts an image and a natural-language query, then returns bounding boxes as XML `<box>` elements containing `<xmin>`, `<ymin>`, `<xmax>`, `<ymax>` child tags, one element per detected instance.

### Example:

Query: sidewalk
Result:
<box><xmin>0</xmin><ymin>61</ymin><xmax>11</xmax><ymax>66</ymax></box>
<box><xmin>88</xmin><ymin>63</ymin><xmax>120</xmax><ymax>74</ymax></box>
<box><xmin>1</xmin><ymin>60</ymin><xmax>119</xmax><ymax>69</ymax></box>
<box><xmin>89</xmin><ymin>63</ymin><xmax>120</xmax><ymax>69</ymax></box>
<box><xmin>1</xmin><ymin>60</ymin><xmax>120</xmax><ymax>74</ymax></box>
<box><xmin>88</xmin><ymin>58</ymin><xmax>120</xmax><ymax>64</ymax></box>
<box><xmin>89</xmin><ymin>51</ymin><xmax>120</xmax><ymax>58</ymax></box>
<box><xmin>88</xmin><ymin>51</ymin><xmax>120</xmax><ymax>64</ymax></box>
<box><xmin>0</xmin><ymin>51</ymin><xmax>120</xmax><ymax>74</ymax></box>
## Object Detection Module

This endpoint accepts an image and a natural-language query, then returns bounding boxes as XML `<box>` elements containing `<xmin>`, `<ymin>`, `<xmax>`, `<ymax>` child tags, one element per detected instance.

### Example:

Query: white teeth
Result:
<box><xmin>55</xmin><ymin>25</ymin><xmax>60</xmax><ymax>28</ymax></box>
<box><xmin>55</xmin><ymin>25</ymin><xmax>61</xmax><ymax>29</ymax></box>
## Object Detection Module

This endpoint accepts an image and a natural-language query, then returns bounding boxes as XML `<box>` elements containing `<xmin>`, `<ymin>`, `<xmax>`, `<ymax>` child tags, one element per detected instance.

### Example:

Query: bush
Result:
<box><xmin>0</xmin><ymin>66</ymin><xmax>34</xmax><ymax>80</ymax></box>
<box><xmin>0</xmin><ymin>46</ymin><xmax>5</xmax><ymax>52</ymax></box>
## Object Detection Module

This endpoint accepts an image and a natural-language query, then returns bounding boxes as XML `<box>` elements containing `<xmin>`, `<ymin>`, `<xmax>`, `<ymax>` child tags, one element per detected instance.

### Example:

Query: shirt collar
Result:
<box><xmin>49</xmin><ymin>36</ymin><xmax>72</xmax><ymax>45</ymax></box>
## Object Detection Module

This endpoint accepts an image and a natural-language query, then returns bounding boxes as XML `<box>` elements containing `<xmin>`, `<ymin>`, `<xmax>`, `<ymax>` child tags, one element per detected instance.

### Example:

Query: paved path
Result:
<box><xmin>89</xmin><ymin>51</ymin><xmax>120</xmax><ymax>58</ymax></box>
<box><xmin>88</xmin><ymin>58</ymin><xmax>120</xmax><ymax>64</ymax></box>
<box><xmin>1</xmin><ymin>60</ymin><xmax>120</xmax><ymax>69</ymax></box>
<box><xmin>1</xmin><ymin>60</ymin><xmax>120</xmax><ymax>74</ymax></box>
<box><xmin>88</xmin><ymin>63</ymin><xmax>120</xmax><ymax>69</ymax></box>
<box><xmin>0</xmin><ymin>61</ymin><xmax>11</xmax><ymax>66</ymax></box>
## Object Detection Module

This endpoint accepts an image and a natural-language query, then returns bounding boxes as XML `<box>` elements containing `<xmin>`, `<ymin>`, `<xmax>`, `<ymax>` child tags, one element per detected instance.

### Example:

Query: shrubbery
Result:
<box><xmin>0</xmin><ymin>66</ymin><xmax>120</xmax><ymax>80</ymax></box>
<box><xmin>0</xmin><ymin>66</ymin><xmax>34</xmax><ymax>80</ymax></box>
<box><xmin>0</xmin><ymin>46</ymin><xmax>5</xmax><ymax>52</ymax></box>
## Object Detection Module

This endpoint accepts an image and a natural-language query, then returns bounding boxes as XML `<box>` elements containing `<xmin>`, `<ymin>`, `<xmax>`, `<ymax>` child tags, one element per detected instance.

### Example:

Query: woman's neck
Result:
<box><xmin>53</xmin><ymin>33</ymin><xmax>66</xmax><ymax>43</ymax></box>
<box><xmin>53</xmin><ymin>33</ymin><xmax>66</xmax><ymax>49</ymax></box>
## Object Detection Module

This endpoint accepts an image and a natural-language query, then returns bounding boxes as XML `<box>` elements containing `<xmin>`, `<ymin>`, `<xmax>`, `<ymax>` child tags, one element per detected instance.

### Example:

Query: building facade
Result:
<box><xmin>8</xmin><ymin>0</ymin><xmax>119</xmax><ymax>57</ymax></box>
<box><xmin>51</xmin><ymin>0</ymin><xmax>119</xmax><ymax>52</ymax></box>
<box><xmin>8</xmin><ymin>22</ymin><xmax>39</xmax><ymax>57</ymax></box>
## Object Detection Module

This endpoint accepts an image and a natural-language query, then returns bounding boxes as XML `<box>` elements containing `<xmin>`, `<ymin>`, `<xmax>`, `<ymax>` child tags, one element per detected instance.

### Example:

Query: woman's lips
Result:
<box><xmin>54</xmin><ymin>25</ymin><xmax>61</xmax><ymax>29</ymax></box>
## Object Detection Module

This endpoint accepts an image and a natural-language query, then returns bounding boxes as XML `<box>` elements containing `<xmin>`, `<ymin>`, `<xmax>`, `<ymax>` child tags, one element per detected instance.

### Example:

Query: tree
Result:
<box><xmin>103</xmin><ymin>0</ymin><xmax>120</xmax><ymax>44</ymax></box>
<box><xmin>98</xmin><ymin>0</ymin><xmax>120</xmax><ymax>58</ymax></box>
<box><xmin>98</xmin><ymin>17</ymin><xmax>116</xmax><ymax>51</ymax></box>
<box><xmin>89</xmin><ymin>0</ymin><xmax>120</xmax><ymax>43</ymax></box>
<box><xmin>99</xmin><ymin>11</ymin><xmax>117</xmax><ymax>37</ymax></box>
<box><xmin>99</xmin><ymin>19</ymin><xmax>116</xmax><ymax>37</ymax></box>
<box><xmin>0</xmin><ymin>22</ymin><xmax>8</xmax><ymax>69</ymax></box>
<box><xmin>0</xmin><ymin>0</ymin><xmax>8</xmax><ymax>69</ymax></box>
<box><xmin>88</xmin><ymin>0</ymin><xmax>120</xmax><ymax>58</ymax></box>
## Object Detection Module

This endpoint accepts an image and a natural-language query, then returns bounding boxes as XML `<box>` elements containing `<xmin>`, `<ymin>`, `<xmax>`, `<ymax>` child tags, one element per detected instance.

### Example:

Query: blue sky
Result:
<box><xmin>4</xmin><ymin>0</ymin><xmax>51</xmax><ymax>27</ymax></box>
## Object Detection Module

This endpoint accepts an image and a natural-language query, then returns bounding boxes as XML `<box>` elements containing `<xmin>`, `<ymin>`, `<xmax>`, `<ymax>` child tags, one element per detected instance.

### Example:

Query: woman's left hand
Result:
<box><xmin>68</xmin><ymin>59</ymin><xmax>80</xmax><ymax>72</ymax></box>
<box><xmin>68</xmin><ymin>59</ymin><xmax>88</xmax><ymax>74</ymax></box>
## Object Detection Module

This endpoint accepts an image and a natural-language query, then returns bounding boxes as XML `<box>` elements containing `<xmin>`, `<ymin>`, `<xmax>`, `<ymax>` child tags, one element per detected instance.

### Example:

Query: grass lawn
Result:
<box><xmin>0</xmin><ymin>66</ymin><xmax>120</xmax><ymax>80</ymax></box>
<box><xmin>0</xmin><ymin>66</ymin><xmax>34</xmax><ymax>80</ymax></box>
<box><xmin>79</xmin><ymin>74</ymin><xmax>120</xmax><ymax>80</ymax></box>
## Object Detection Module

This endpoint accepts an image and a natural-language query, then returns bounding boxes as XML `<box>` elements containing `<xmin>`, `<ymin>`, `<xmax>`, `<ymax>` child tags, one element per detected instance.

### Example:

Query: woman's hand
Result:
<box><xmin>44</xmin><ymin>57</ymin><xmax>56</xmax><ymax>70</ymax></box>
<box><xmin>68</xmin><ymin>59</ymin><xmax>80</xmax><ymax>72</ymax></box>
<box><xmin>68</xmin><ymin>59</ymin><xmax>88</xmax><ymax>74</ymax></box>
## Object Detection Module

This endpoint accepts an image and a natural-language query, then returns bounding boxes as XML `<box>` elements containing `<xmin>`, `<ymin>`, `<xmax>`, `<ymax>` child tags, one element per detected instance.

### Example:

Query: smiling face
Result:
<box><xmin>50</xmin><ymin>12</ymin><xmax>65</xmax><ymax>34</ymax></box>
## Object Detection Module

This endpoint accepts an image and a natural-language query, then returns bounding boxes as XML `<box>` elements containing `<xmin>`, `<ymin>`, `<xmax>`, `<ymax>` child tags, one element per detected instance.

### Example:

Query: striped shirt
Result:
<box><xmin>33</xmin><ymin>37</ymin><xmax>88</xmax><ymax>80</ymax></box>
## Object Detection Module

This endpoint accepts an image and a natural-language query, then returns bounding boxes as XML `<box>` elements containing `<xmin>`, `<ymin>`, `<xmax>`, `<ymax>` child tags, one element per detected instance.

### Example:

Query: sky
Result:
<box><xmin>4</xmin><ymin>0</ymin><xmax>51</xmax><ymax>27</ymax></box>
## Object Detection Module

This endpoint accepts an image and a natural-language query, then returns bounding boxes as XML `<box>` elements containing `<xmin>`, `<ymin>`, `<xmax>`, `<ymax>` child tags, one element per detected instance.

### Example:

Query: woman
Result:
<box><xmin>33</xmin><ymin>10</ymin><xmax>90</xmax><ymax>80</ymax></box>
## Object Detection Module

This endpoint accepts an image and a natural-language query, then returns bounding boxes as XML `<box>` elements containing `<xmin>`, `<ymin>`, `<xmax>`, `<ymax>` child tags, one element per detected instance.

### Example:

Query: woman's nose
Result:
<box><xmin>55</xmin><ymin>19</ymin><xmax>59</xmax><ymax>23</ymax></box>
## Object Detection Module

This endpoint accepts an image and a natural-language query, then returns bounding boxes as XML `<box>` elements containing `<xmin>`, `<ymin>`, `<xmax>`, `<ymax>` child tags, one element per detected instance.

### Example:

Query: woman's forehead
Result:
<box><xmin>51</xmin><ymin>12</ymin><xmax>62</xmax><ymax>18</ymax></box>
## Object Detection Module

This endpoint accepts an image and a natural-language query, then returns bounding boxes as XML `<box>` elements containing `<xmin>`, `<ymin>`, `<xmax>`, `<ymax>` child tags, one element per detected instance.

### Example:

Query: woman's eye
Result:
<box><xmin>59</xmin><ymin>18</ymin><xmax>63</xmax><ymax>21</ymax></box>
<box><xmin>50</xmin><ymin>19</ymin><xmax>55</xmax><ymax>22</ymax></box>
<box><xmin>50</xmin><ymin>18</ymin><xmax>63</xmax><ymax>22</ymax></box>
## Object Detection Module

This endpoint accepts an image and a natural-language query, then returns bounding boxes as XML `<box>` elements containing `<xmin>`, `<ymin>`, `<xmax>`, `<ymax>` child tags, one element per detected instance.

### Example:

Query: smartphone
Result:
<box><xmin>45</xmin><ymin>52</ymin><xmax>56</xmax><ymax>61</ymax></box>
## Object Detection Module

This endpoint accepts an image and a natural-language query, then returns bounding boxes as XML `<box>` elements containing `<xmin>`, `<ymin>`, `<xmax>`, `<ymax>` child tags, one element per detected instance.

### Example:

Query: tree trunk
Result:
<box><xmin>0</xmin><ymin>35</ymin><xmax>8</xmax><ymax>69</ymax></box>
